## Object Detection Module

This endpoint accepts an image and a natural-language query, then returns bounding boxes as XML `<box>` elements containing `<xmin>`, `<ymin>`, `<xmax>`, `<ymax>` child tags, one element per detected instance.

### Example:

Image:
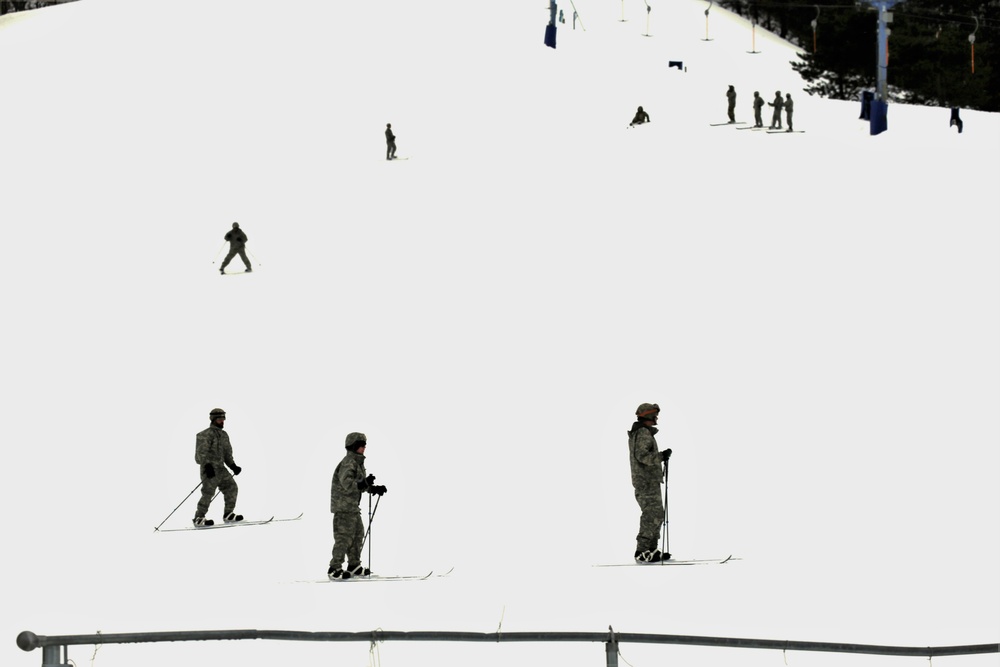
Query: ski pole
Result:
<box><xmin>154</xmin><ymin>481</ymin><xmax>202</xmax><ymax>531</ymax></box>
<box><xmin>361</xmin><ymin>494</ymin><xmax>381</xmax><ymax>576</ymax></box>
<box><xmin>660</xmin><ymin>448</ymin><xmax>672</xmax><ymax>561</ymax></box>
<box><xmin>211</xmin><ymin>242</ymin><xmax>226</xmax><ymax>264</ymax></box>
<box><xmin>247</xmin><ymin>248</ymin><xmax>262</xmax><ymax>267</ymax></box>
<box><xmin>360</xmin><ymin>493</ymin><xmax>381</xmax><ymax>551</ymax></box>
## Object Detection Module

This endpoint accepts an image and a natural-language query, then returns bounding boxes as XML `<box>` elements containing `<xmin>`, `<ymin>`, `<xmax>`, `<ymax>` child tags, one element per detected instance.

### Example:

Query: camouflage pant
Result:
<box><xmin>330</xmin><ymin>510</ymin><xmax>364</xmax><ymax>570</ymax></box>
<box><xmin>634</xmin><ymin>486</ymin><xmax>664</xmax><ymax>551</ymax></box>
<box><xmin>195</xmin><ymin>471</ymin><xmax>238</xmax><ymax>518</ymax></box>
<box><xmin>220</xmin><ymin>246</ymin><xmax>251</xmax><ymax>271</ymax></box>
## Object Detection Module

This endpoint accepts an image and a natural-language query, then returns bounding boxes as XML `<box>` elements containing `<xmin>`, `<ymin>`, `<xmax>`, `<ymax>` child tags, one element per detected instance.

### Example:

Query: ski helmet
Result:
<box><xmin>635</xmin><ymin>403</ymin><xmax>660</xmax><ymax>419</ymax></box>
<box><xmin>345</xmin><ymin>432</ymin><xmax>367</xmax><ymax>450</ymax></box>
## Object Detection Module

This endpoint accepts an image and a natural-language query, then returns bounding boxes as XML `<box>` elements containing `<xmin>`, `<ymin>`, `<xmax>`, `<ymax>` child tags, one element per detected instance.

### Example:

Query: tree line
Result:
<box><xmin>717</xmin><ymin>0</ymin><xmax>998</xmax><ymax>111</ymax></box>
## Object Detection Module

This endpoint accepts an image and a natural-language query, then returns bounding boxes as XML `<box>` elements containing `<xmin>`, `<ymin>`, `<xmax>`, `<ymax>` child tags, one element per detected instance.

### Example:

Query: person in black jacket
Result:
<box><xmin>752</xmin><ymin>91</ymin><xmax>765</xmax><ymax>128</ymax></box>
<box><xmin>726</xmin><ymin>85</ymin><xmax>737</xmax><ymax>123</ymax></box>
<box><xmin>630</xmin><ymin>106</ymin><xmax>650</xmax><ymax>126</ymax></box>
<box><xmin>768</xmin><ymin>91</ymin><xmax>784</xmax><ymax>129</ymax></box>
<box><xmin>219</xmin><ymin>222</ymin><xmax>251</xmax><ymax>274</ymax></box>
<box><xmin>385</xmin><ymin>123</ymin><xmax>397</xmax><ymax>160</ymax></box>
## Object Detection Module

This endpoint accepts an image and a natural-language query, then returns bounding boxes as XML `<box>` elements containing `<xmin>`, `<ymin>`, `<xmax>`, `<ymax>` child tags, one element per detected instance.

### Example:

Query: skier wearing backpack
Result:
<box><xmin>628</xmin><ymin>403</ymin><xmax>670</xmax><ymax>562</ymax></box>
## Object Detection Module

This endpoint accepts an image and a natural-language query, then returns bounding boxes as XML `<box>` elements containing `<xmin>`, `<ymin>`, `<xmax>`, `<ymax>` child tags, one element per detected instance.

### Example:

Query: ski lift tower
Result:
<box><xmin>866</xmin><ymin>0</ymin><xmax>898</xmax><ymax>134</ymax></box>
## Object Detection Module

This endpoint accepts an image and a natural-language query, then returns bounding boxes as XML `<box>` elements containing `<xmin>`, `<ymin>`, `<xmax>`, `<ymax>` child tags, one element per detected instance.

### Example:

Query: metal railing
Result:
<box><xmin>16</xmin><ymin>628</ymin><xmax>1000</xmax><ymax>667</ymax></box>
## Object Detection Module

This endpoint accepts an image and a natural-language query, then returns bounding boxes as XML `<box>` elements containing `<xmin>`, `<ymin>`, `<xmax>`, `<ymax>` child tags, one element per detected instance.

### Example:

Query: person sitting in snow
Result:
<box><xmin>630</xmin><ymin>106</ymin><xmax>650</xmax><ymax>126</ymax></box>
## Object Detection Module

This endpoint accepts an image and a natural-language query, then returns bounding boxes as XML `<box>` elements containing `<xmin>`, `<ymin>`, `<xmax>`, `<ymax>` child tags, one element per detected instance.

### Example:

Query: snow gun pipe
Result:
<box><xmin>154</xmin><ymin>482</ymin><xmax>203</xmax><ymax>531</ymax></box>
<box><xmin>17</xmin><ymin>629</ymin><xmax>1000</xmax><ymax>658</ymax></box>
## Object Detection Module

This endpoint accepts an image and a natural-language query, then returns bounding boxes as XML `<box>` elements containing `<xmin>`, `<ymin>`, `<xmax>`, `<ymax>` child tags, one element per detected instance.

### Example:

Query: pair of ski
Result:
<box><xmin>306</xmin><ymin>566</ymin><xmax>455</xmax><ymax>583</ymax></box>
<box><xmin>154</xmin><ymin>512</ymin><xmax>304</xmax><ymax>532</ymax></box>
<box><xmin>734</xmin><ymin>125</ymin><xmax>805</xmax><ymax>134</ymax></box>
<box><xmin>594</xmin><ymin>555</ymin><xmax>736</xmax><ymax>567</ymax></box>
<box><xmin>709</xmin><ymin>121</ymin><xmax>748</xmax><ymax>126</ymax></box>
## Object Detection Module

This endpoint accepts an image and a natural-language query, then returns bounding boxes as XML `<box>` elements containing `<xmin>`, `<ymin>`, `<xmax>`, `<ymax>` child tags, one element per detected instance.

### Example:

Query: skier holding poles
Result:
<box><xmin>193</xmin><ymin>408</ymin><xmax>243</xmax><ymax>527</ymax></box>
<box><xmin>328</xmin><ymin>432</ymin><xmax>387</xmax><ymax>580</ymax></box>
<box><xmin>628</xmin><ymin>403</ymin><xmax>670</xmax><ymax>562</ymax></box>
<box><xmin>219</xmin><ymin>222</ymin><xmax>252</xmax><ymax>274</ymax></box>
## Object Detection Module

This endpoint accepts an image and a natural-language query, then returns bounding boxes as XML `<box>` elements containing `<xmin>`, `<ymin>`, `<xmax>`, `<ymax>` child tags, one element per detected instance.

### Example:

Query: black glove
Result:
<box><xmin>204</xmin><ymin>463</ymin><xmax>215</xmax><ymax>479</ymax></box>
<box><xmin>368</xmin><ymin>484</ymin><xmax>387</xmax><ymax>496</ymax></box>
<box><xmin>230</xmin><ymin>463</ymin><xmax>242</xmax><ymax>476</ymax></box>
<box><xmin>356</xmin><ymin>479</ymin><xmax>368</xmax><ymax>491</ymax></box>
<box><xmin>365</xmin><ymin>474</ymin><xmax>376</xmax><ymax>487</ymax></box>
<box><xmin>661</xmin><ymin>448</ymin><xmax>672</xmax><ymax>462</ymax></box>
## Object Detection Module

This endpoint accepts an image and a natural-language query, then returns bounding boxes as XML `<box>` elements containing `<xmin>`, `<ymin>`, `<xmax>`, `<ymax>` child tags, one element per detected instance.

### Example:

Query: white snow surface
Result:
<box><xmin>2</xmin><ymin>1</ymin><xmax>998</xmax><ymax>666</ymax></box>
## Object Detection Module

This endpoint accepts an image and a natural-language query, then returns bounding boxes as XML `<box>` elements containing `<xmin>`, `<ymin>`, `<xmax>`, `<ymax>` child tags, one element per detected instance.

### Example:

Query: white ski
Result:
<box><xmin>155</xmin><ymin>513</ymin><xmax>303</xmax><ymax>533</ymax></box>
<box><xmin>594</xmin><ymin>555</ymin><xmax>736</xmax><ymax>567</ymax></box>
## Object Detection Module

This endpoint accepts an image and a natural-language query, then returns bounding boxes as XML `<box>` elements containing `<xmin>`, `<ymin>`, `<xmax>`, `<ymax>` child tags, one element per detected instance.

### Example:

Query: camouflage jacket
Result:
<box><xmin>331</xmin><ymin>450</ymin><xmax>368</xmax><ymax>513</ymax></box>
<box><xmin>628</xmin><ymin>422</ymin><xmax>663</xmax><ymax>489</ymax></box>
<box><xmin>195</xmin><ymin>425</ymin><xmax>237</xmax><ymax>470</ymax></box>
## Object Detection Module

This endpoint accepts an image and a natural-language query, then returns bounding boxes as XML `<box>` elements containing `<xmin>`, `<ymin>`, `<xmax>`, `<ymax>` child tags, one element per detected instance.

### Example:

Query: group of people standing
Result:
<box><xmin>191</xmin><ymin>402</ymin><xmax>668</xmax><ymax>577</ymax></box>
<box><xmin>630</xmin><ymin>87</ymin><xmax>795</xmax><ymax>132</ymax></box>
<box><xmin>729</xmin><ymin>86</ymin><xmax>795</xmax><ymax>130</ymax></box>
<box><xmin>754</xmin><ymin>88</ymin><xmax>794</xmax><ymax>130</ymax></box>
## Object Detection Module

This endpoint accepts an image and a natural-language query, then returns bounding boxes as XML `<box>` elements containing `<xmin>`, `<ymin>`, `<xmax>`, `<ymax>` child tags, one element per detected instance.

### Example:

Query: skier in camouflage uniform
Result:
<box><xmin>328</xmin><ymin>432</ymin><xmax>387</xmax><ymax>580</ymax></box>
<box><xmin>628</xmin><ymin>403</ymin><xmax>670</xmax><ymax>562</ymax></box>
<box><xmin>193</xmin><ymin>408</ymin><xmax>243</xmax><ymax>527</ymax></box>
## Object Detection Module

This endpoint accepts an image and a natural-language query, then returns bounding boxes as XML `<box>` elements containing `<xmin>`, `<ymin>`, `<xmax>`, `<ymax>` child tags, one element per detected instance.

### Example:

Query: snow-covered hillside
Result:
<box><xmin>2</xmin><ymin>1</ymin><xmax>997</xmax><ymax>666</ymax></box>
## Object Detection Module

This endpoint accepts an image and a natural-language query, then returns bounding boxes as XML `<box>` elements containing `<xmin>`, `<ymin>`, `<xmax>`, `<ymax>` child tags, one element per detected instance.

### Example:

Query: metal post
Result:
<box><xmin>41</xmin><ymin>645</ymin><xmax>67</xmax><ymax>667</ymax></box>
<box><xmin>874</xmin><ymin>3</ymin><xmax>894</xmax><ymax>102</ymax></box>
<box><xmin>606</xmin><ymin>627</ymin><xmax>619</xmax><ymax>667</ymax></box>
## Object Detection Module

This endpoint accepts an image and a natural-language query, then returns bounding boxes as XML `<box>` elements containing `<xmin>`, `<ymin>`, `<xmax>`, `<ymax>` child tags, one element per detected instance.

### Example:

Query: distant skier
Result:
<box><xmin>628</xmin><ymin>403</ymin><xmax>670</xmax><ymax>562</ymax></box>
<box><xmin>630</xmin><ymin>106</ymin><xmax>650</xmax><ymax>126</ymax></box>
<box><xmin>385</xmin><ymin>123</ymin><xmax>397</xmax><ymax>160</ymax></box>
<box><xmin>752</xmin><ymin>91</ymin><xmax>764</xmax><ymax>127</ymax></box>
<box><xmin>768</xmin><ymin>91</ymin><xmax>784</xmax><ymax>129</ymax></box>
<box><xmin>949</xmin><ymin>107</ymin><xmax>963</xmax><ymax>133</ymax></box>
<box><xmin>219</xmin><ymin>222</ymin><xmax>251</xmax><ymax>274</ymax></box>
<box><xmin>726</xmin><ymin>85</ymin><xmax>737</xmax><ymax>123</ymax></box>
<box><xmin>784</xmin><ymin>93</ymin><xmax>794</xmax><ymax>132</ymax></box>
<box><xmin>193</xmin><ymin>408</ymin><xmax>243</xmax><ymax>527</ymax></box>
<box><xmin>328</xmin><ymin>432</ymin><xmax>387</xmax><ymax>580</ymax></box>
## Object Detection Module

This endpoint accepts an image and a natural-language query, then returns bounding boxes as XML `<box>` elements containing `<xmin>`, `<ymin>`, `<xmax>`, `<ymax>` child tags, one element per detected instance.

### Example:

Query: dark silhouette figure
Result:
<box><xmin>220</xmin><ymin>222</ymin><xmax>251</xmax><ymax>274</ymax></box>
<box><xmin>950</xmin><ymin>107</ymin><xmax>963</xmax><ymax>133</ymax></box>
<box><xmin>860</xmin><ymin>91</ymin><xmax>874</xmax><ymax>120</ymax></box>
<box><xmin>752</xmin><ymin>91</ymin><xmax>764</xmax><ymax>128</ymax></box>
<box><xmin>385</xmin><ymin>123</ymin><xmax>397</xmax><ymax>160</ymax></box>
<box><xmin>727</xmin><ymin>85</ymin><xmax>737</xmax><ymax>123</ymax></box>
<box><xmin>784</xmin><ymin>93</ymin><xmax>794</xmax><ymax>132</ymax></box>
<box><xmin>768</xmin><ymin>91</ymin><xmax>784</xmax><ymax>129</ymax></box>
<box><xmin>630</xmin><ymin>106</ymin><xmax>650</xmax><ymax>126</ymax></box>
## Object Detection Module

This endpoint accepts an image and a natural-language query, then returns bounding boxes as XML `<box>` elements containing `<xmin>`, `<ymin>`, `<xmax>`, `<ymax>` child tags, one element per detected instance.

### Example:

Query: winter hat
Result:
<box><xmin>209</xmin><ymin>408</ymin><xmax>226</xmax><ymax>421</ymax></box>
<box><xmin>635</xmin><ymin>403</ymin><xmax>660</xmax><ymax>419</ymax></box>
<box><xmin>345</xmin><ymin>432</ymin><xmax>367</xmax><ymax>451</ymax></box>
<box><xmin>232</xmin><ymin>222</ymin><xmax>240</xmax><ymax>229</ymax></box>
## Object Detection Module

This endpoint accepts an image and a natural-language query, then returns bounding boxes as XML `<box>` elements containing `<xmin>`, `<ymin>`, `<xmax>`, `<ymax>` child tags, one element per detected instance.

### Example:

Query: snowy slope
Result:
<box><xmin>1</xmin><ymin>1</ymin><xmax>998</xmax><ymax>666</ymax></box>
